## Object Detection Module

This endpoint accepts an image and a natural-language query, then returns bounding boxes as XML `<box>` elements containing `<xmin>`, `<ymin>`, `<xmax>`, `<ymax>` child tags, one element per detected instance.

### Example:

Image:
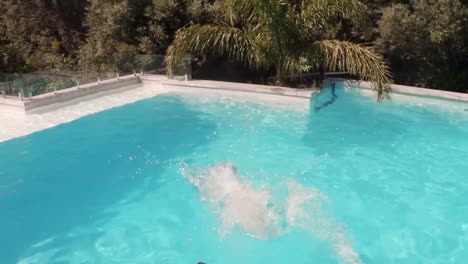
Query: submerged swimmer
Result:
<box><xmin>184</xmin><ymin>163</ymin><xmax>280</xmax><ymax>238</ymax></box>
<box><xmin>182</xmin><ymin>163</ymin><xmax>362</xmax><ymax>264</ymax></box>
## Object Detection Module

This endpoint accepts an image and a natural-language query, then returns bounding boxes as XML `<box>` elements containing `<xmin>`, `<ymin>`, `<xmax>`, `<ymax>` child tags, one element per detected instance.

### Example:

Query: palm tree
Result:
<box><xmin>167</xmin><ymin>0</ymin><xmax>392</xmax><ymax>101</ymax></box>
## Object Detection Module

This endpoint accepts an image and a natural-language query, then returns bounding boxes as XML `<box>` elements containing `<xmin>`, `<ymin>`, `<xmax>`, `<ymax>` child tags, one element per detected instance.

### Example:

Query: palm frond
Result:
<box><xmin>220</xmin><ymin>0</ymin><xmax>258</xmax><ymax>27</ymax></box>
<box><xmin>274</xmin><ymin>55</ymin><xmax>303</xmax><ymax>81</ymax></box>
<box><xmin>303</xmin><ymin>0</ymin><xmax>369</xmax><ymax>31</ymax></box>
<box><xmin>165</xmin><ymin>1</ymin><xmax>392</xmax><ymax>102</ymax></box>
<box><xmin>166</xmin><ymin>24</ymin><xmax>261</xmax><ymax>77</ymax></box>
<box><xmin>252</xmin><ymin>0</ymin><xmax>290</xmax><ymax>51</ymax></box>
<box><xmin>315</xmin><ymin>40</ymin><xmax>393</xmax><ymax>101</ymax></box>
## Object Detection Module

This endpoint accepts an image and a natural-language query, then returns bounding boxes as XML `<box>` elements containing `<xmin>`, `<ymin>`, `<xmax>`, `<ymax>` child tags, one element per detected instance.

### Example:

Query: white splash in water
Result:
<box><xmin>284</xmin><ymin>181</ymin><xmax>362</xmax><ymax>264</ymax></box>
<box><xmin>181</xmin><ymin>163</ymin><xmax>363</xmax><ymax>264</ymax></box>
<box><xmin>182</xmin><ymin>163</ymin><xmax>280</xmax><ymax>238</ymax></box>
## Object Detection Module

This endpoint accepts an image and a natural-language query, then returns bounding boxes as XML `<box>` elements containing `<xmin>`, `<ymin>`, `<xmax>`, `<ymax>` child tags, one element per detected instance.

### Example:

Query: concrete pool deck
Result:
<box><xmin>336</xmin><ymin>79</ymin><xmax>468</xmax><ymax>102</ymax></box>
<box><xmin>1</xmin><ymin>74</ymin><xmax>467</xmax><ymax>142</ymax></box>
<box><xmin>0</xmin><ymin>76</ymin><xmax>314</xmax><ymax>142</ymax></box>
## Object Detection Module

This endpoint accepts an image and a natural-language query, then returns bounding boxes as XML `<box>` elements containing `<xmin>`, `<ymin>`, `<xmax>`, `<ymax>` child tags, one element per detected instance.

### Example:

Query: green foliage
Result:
<box><xmin>0</xmin><ymin>0</ymin><xmax>467</xmax><ymax>95</ymax></box>
<box><xmin>318</xmin><ymin>40</ymin><xmax>392</xmax><ymax>100</ymax></box>
<box><xmin>28</xmin><ymin>76</ymin><xmax>77</xmax><ymax>95</ymax></box>
<box><xmin>167</xmin><ymin>0</ymin><xmax>392</xmax><ymax>101</ymax></box>
<box><xmin>139</xmin><ymin>0</ymin><xmax>222</xmax><ymax>54</ymax></box>
<box><xmin>0</xmin><ymin>0</ymin><xmax>84</xmax><ymax>72</ymax></box>
<box><xmin>78</xmin><ymin>0</ymin><xmax>221</xmax><ymax>72</ymax></box>
<box><xmin>141</xmin><ymin>0</ymin><xmax>189</xmax><ymax>54</ymax></box>
<box><xmin>78</xmin><ymin>0</ymin><xmax>138</xmax><ymax>72</ymax></box>
<box><xmin>376</xmin><ymin>0</ymin><xmax>468</xmax><ymax>92</ymax></box>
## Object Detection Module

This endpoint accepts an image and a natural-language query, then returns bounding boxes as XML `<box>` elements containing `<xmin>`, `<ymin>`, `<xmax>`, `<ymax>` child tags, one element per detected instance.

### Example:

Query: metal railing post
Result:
<box><xmin>184</xmin><ymin>57</ymin><xmax>192</xmax><ymax>81</ymax></box>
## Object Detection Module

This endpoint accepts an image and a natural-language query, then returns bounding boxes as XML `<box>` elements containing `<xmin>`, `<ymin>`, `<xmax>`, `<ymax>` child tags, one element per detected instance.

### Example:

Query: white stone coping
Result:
<box><xmin>150</xmin><ymin>77</ymin><xmax>468</xmax><ymax>103</ymax></box>
<box><xmin>141</xmin><ymin>77</ymin><xmax>314</xmax><ymax>99</ymax></box>
<box><xmin>332</xmin><ymin>78</ymin><xmax>468</xmax><ymax>102</ymax></box>
<box><xmin>0</xmin><ymin>83</ymin><xmax>163</xmax><ymax>142</ymax></box>
<box><xmin>0</xmin><ymin>81</ymin><xmax>313</xmax><ymax>143</ymax></box>
<box><xmin>0</xmin><ymin>95</ymin><xmax>23</xmax><ymax>108</ymax></box>
<box><xmin>1</xmin><ymin>74</ymin><xmax>467</xmax><ymax>143</ymax></box>
<box><xmin>2</xmin><ymin>74</ymin><xmax>466</xmax><ymax>113</ymax></box>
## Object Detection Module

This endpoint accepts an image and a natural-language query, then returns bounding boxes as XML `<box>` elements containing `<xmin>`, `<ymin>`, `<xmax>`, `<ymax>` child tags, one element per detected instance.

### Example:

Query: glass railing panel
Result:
<box><xmin>0</xmin><ymin>54</ymin><xmax>194</xmax><ymax>100</ymax></box>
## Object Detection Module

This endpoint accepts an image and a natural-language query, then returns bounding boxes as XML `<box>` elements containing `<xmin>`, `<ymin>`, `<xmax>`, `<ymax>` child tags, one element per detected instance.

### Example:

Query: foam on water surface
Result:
<box><xmin>0</xmin><ymin>82</ymin><xmax>310</xmax><ymax>142</ymax></box>
<box><xmin>1</xmin><ymin>88</ymin><xmax>468</xmax><ymax>264</ymax></box>
<box><xmin>182</xmin><ymin>163</ymin><xmax>362</xmax><ymax>264</ymax></box>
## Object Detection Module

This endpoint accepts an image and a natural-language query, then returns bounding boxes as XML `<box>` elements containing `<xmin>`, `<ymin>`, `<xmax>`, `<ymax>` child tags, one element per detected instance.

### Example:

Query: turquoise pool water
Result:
<box><xmin>1</xmin><ymin>87</ymin><xmax>467</xmax><ymax>264</ymax></box>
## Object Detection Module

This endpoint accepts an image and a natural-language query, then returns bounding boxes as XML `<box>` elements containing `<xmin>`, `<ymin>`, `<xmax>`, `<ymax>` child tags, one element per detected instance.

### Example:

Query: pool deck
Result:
<box><xmin>335</xmin><ymin>79</ymin><xmax>468</xmax><ymax>102</ymax></box>
<box><xmin>0</xmin><ymin>74</ymin><xmax>467</xmax><ymax>143</ymax></box>
<box><xmin>0</xmin><ymin>75</ymin><xmax>314</xmax><ymax>142</ymax></box>
<box><xmin>156</xmin><ymin>77</ymin><xmax>314</xmax><ymax>98</ymax></box>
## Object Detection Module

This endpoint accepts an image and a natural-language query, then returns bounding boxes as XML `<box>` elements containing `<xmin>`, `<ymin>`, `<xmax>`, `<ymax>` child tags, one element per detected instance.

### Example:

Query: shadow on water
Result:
<box><xmin>302</xmin><ymin>86</ymin><xmax>408</xmax><ymax>154</ymax></box>
<box><xmin>313</xmin><ymin>82</ymin><xmax>337</xmax><ymax>113</ymax></box>
<box><xmin>0</xmin><ymin>95</ymin><xmax>216</xmax><ymax>263</ymax></box>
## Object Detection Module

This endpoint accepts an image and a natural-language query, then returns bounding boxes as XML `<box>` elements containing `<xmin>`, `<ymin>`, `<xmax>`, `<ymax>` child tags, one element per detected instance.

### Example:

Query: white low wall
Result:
<box><xmin>0</xmin><ymin>75</ymin><xmax>143</xmax><ymax>111</ymax></box>
<box><xmin>2</xmin><ymin>74</ymin><xmax>467</xmax><ymax>113</ymax></box>
<box><xmin>332</xmin><ymin>78</ymin><xmax>468</xmax><ymax>102</ymax></box>
<box><xmin>1</xmin><ymin>74</ymin><xmax>467</xmax><ymax>142</ymax></box>
<box><xmin>151</xmin><ymin>77</ymin><xmax>468</xmax><ymax>102</ymax></box>
<box><xmin>141</xmin><ymin>76</ymin><xmax>314</xmax><ymax>98</ymax></box>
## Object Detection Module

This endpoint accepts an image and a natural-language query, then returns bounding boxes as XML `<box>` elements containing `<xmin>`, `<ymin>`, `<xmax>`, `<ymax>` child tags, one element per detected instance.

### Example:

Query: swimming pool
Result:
<box><xmin>1</xmin><ymin>86</ymin><xmax>467</xmax><ymax>263</ymax></box>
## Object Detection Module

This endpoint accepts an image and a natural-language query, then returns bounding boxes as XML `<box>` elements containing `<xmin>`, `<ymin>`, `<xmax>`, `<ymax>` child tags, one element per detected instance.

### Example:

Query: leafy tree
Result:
<box><xmin>0</xmin><ymin>0</ymin><xmax>86</xmax><ymax>94</ymax></box>
<box><xmin>0</xmin><ymin>0</ymin><xmax>84</xmax><ymax>71</ymax></box>
<box><xmin>376</xmin><ymin>0</ymin><xmax>468</xmax><ymax>92</ymax></box>
<box><xmin>140</xmin><ymin>0</ymin><xmax>222</xmax><ymax>55</ymax></box>
<box><xmin>78</xmin><ymin>0</ymin><xmax>139</xmax><ymax>72</ymax></box>
<box><xmin>1</xmin><ymin>0</ymin><xmax>467</xmax><ymax>94</ymax></box>
<box><xmin>167</xmin><ymin>0</ymin><xmax>392</xmax><ymax>101</ymax></box>
<box><xmin>78</xmin><ymin>0</ymin><xmax>220</xmax><ymax>72</ymax></box>
<box><xmin>139</xmin><ymin>0</ymin><xmax>190</xmax><ymax>55</ymax></box>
